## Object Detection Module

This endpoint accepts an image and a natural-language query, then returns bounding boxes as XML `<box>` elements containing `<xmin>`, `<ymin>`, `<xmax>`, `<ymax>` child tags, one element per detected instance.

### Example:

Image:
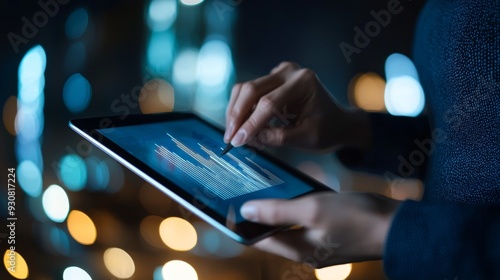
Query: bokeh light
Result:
<box><xmin>384</xmin><ymin>53</ymin><xmax>425</xmax><ymax>117</ymax></box>
<box><xmin>315</xmin><ymin>263</ymin><xmax>352</xmax><ymax>280</ymax></box>
<box><xmin>63</xmin><ymin>73</ymin><xmax>92</xmax><ymax>114</ymax></box>
<box><xmin>65</xmin><ymin>8</ymin><xmax>89</xmax><ymax>40</ymax></box>
<box><xmin>139</xmin><ymin>79</ymin><xmax>175</xmax><ymax>114</ymax></box>
<box><xmin>180</xmin><ymin>0</ymin><xmax>204</xmax><ymax>6</ymax></box>
<box><xmin>63</xmin><ymin>266</ymin><xmax>92</xmax><ymax>280</ymax></box>
<box><xmin>17</xmin><ymin>160</ymin><xmax>42</xmax><ymax>197</ymax></box>
<box><xmin>59</xmin><ymin>154</ymin><xmax>87</xmax><ymax>191</ymax></box>
<box><xmin>42</xmin><ymin>184</ymin><xmax>70</xmax><ymax>223</ymax></box>
<box><xmin>15</xmin><ymin>141</ymin><xmax>43</xmax><ymax>172</ymax></box>
<box><xmin>197</xmin><ymin>39</ymin><xmax>232</xmax><ymax>89</ymax></box>
<box><xmin>3</xmin><ymin>96</ymin><xmax>17</xmax><ymax>135</ymax></box>
<box><xmin>147</xmin><ymin>31</ymin><xmax>175</xmax><ymax>74</ymax></box>
<box><xmin>384</xmin><ymin>76</ymin><xmax>425</xmax><ymax>117</ymax></box>
<box><xmin>159</xmin><ymin>217</ymin><xmax>197</xmax><ymax>251</ymax></box>
<box><xmin>348</xmin><ymin>72</ymin><xmax>386</xmax><ymax>112</ymax></box>
<box><xmin>173</xmin><ymin>49</ymin><xmax>199</xmax><ymax>85</ymax></box>
<box><xmin>49</xmin><ymin>226</ymin><xmax>71</xmax><ymax>255</ymax></box>
<box><xmin>385</xmin><ymin>53</ymin><xmax>419</xmax><ymax>80</ymax></box>
<box><xmin>389</xmin><ymin>178</ymin><xmax>424</xmax><ymax>200</ymax></box>
<box><xmin>148</xmin><ymin>0</ymin><xmax>177</xmax><ymax>31</ymax></box>
<box><xmin>161</xmin><ymin>260</ymin><xmax>197</xmax><ymax>280</ymax></box>
<box><xmin>3</xmin><ymin>250</ymin><xmax>29</xmax><ymax>279</ymax></box>
<box><xmin>18</xmin><ymin>45</ymin><xmax>46</xmax><ymax>94</ymax></box>
<box><xmin>17</xmin><ymin>45</ymin><xmax>46</xmax><ymax>171</ymax></box>
<box><xmin>85</xmin><ymin>157</ymin><xmax>110</xmax><ymax>191</ymax></box>
<box><xmin>140</xmin><ymin>215</ymin><xmax>165</xmax><ymax>248</ymax></box>
<box><xmin>15</xmin><ymin>106</ymin><xmax>44</xmax><ymax>143</ymax></box>
<box><xmin>103</xmin><ymin>248</ymin><xmax>135</xmax><ymax>279</ymax></box>
<box><xmin>67</xmin><ymin>210</ymin><xmax>97</xmax><ymax>245</ymax></box>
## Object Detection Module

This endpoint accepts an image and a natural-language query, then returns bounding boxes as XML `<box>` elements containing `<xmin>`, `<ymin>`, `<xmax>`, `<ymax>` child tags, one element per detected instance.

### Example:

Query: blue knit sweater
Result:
<box><xmin>383</xmin><ymin>0</ymin><xmax>500</xmax><ymax>279</ymax></box>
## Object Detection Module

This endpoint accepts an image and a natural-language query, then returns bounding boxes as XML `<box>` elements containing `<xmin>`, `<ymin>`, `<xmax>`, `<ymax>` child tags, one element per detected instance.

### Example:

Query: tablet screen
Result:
<box><xmin>98</xmin><ymin>118</ymin><xmax>314</xmax><ymax>223</ymax></box>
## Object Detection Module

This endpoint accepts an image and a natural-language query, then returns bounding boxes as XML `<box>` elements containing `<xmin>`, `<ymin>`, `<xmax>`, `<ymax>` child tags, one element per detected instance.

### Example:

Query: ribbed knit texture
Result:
<box><xmin>384</xmin><ymin>0</ymin><xmax>500</xmax><ymax>279</ymax></box>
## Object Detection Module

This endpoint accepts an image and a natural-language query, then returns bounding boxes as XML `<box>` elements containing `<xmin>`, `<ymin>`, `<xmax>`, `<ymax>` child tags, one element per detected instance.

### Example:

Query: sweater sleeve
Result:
<box><xmin>384</xmin><ymin>200</ymin><xmax>500</xmax><ymax>279</ymax></box>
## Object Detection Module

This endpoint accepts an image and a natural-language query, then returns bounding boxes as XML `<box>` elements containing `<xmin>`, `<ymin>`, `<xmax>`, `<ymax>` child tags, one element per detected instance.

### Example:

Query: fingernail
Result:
<box><xmin>231</xmin><ymin>130</ymin><xmax>246</xmax><ymax>147</ymax></box>
<box><xmin>240</xmin><ymin>204</ymin><xmax>258</xmax><ymax>222</ymax></box>
<box><xmin>224</xmin><ymin>122</ymin><xmax>234</xmax><ymax>143</ymax></box>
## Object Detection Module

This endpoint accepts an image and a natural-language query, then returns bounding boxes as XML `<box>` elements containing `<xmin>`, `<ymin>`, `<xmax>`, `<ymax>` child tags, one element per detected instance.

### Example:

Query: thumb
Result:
<box><xmin>240</xmin><ymin>199</ymin><xmax>304</xmax><ymax>225</ymax></box>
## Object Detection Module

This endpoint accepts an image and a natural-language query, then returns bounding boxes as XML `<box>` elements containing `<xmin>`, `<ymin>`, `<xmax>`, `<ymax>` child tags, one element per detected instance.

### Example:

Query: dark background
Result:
<box><xmin>0</xmin><ymin>0</ymin><xmax>425</xmax><ymax>279</ymax></box>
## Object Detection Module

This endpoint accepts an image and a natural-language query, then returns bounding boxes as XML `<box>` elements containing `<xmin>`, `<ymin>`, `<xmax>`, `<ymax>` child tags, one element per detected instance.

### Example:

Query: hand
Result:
<box><xmin>240</xmin><ymin>192</ymin><xmax>401</xmax><ymax>268</ymax></box>
<box><xmin>224</xmin><ymin>61</ymin><xmax>371</xmax><ymax>152</ymax></box>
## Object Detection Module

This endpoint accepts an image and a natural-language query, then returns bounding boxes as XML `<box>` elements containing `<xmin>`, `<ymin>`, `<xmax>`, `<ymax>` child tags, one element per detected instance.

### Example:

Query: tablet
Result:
<box><xmin>69</xmin><ymin>112</ymin><xmax>332</xmax><ymax>244</ymax></box>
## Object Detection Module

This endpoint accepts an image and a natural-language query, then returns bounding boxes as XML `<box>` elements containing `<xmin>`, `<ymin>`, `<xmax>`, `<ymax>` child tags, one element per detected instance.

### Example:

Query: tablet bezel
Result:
<box><xmin>70</xmin><ymin>112</ymin><xmax>333</xmax><ymax>244</ymax></box>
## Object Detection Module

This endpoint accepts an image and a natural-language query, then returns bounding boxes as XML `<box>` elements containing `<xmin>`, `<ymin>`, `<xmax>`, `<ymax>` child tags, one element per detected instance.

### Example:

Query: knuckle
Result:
<box><xmin>241</xmin><ymin>82</ymin><xmax>257</xmax><ymax>96</ymax></box>
<box><xmin>228</xmin><ymin>109</ymin><xmax>240</xmax><ymax>120</ymax></box>
<box><xmin>280</xmin><ymin>61</ymin><xmax>300</xmax><ymax>70</ymax></box>
<box><xmin>257</xmin><ymin>96</ymin><xmax>276</xmax><ymax>111</ymax></box>
<box><xmin>245</xmin><ymin>117</ymin><xmax>259</xmax><ymax>131</ymax></box>
<box><xmin>305</xmin><ymin>197</ymin><xmax>323</xmax><ymax>224</ymax></box>
<box><xmin>232</xmin><ymin>82</ymin><xmax>243</xmax><ymax>93</ymax></box>
<box><xmin>272</xmin><ymin>129</ymin><xmax>286</xmax><ymax>145</ymax></box>
<box><xmin>297</xmin><ymin>68</ymin><xmax>316</xmax><ymax>80</ymax></box>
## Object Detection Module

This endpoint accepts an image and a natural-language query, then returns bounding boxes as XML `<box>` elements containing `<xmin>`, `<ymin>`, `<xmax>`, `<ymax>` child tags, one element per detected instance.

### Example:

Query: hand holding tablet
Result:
<box><xmin>70</xmin><ymin>112</ymin><xmax>332</xmax><ymax>244</ymax></box>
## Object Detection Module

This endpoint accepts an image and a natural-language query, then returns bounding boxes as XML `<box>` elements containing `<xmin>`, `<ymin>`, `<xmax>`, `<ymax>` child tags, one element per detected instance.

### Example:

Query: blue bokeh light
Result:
<box><xmin>173</xmin><ymin>49</ymin><xmax>198</xmax><ymax>85</ymax></box>
<box><xmin>65</xmin><ymin>8</ymin><xmax>89</xmax><ymax>40</ymax></box>
<box><xmin>86</xmin><ymin>157</ymin><xmax>110</xmax><ymax>191</ymax></box>
<box><xmin>384</xmin><ymin>53</ymin><xmax>425</xmax><ymax>117</ymax></box>
<box><xmin>197</xmin><ymin>39</ymin><xmax>232</xmax><ymax>90</ymax></box>
<box><xmin>50</xmin><ymin>227</ymin><xmax>71</xmax><ymax>255</ymax></box>
<box><xmin>59</xmin><ymin>154</ymin><xmax>88</xmax><ymax>191</ymax></box>
<box><xmin>148</xmin><ymin>0</ymin><xmax>177</xmax><ymax>31</ymax></box>
<box><xmin>18</xmin><ymin>45</ymin><xmax>46</xmax><ymax>92</ymax></box>
<box><xmin>384</xmin><ymin>76</ymin><xmax>425</xmax><ymax>117</ymax></box>
<box><xmin>147</xmin><ymin>30</ymin><xmax>175</xmax><ymax>74</ymax></box>
<box><xmin>17</xmin><ymin>160</ymin><xmax>43</xmax><ymax>197</ymax></box>
<box><xmin>63</xmin><ymin>73</ymin><xmax>92</xmax><ymax>114</ymax></box>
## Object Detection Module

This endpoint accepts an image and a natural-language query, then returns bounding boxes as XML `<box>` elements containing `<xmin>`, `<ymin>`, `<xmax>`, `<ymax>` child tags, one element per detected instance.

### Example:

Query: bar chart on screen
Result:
<box><xmin>154</xmin><ymin>133</ymin><xmax>284</xmax><ymax>200</ymax></box>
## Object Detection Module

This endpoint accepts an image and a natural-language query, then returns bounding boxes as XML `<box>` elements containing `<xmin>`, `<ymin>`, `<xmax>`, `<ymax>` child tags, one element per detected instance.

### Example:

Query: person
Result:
<box><xmin>224</xmin><ymin>0</ymin><xmax>500</xmax><ymax>279</ymax></box>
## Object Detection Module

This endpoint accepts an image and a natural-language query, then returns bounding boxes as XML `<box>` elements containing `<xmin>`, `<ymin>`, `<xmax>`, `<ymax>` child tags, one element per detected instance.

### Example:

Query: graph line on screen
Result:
<box><xmin>154</xmin><ymin>133</ymin><xmax>284</xmax><ymax>200</ymax></box>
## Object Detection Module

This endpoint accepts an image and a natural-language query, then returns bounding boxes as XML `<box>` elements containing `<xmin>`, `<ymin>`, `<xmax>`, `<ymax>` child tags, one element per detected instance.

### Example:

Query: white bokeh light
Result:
<box><xmin>42</xmin><ymin>184</ymin><xmax>70</xmax><ymax>223</ymax></box>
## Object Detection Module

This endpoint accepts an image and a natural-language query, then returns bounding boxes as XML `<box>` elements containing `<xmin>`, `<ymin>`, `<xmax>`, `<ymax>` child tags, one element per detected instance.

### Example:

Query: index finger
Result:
<box><xmin>225</xmin><ymin>73</ymin><xmax>283</xmax><ymax>143</ymax></box>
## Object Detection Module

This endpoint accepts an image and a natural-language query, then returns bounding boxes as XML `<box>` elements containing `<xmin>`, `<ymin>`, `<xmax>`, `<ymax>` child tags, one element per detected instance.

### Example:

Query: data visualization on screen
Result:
<box><xmin>98</xmin><ymin>118</ymin><xmax>314</xmax><ymax>221</ymax></box>
<box><xmin>155</xmin><ymin>133</ymin><xmax>284</xmax><ymax>200</ymax></box>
